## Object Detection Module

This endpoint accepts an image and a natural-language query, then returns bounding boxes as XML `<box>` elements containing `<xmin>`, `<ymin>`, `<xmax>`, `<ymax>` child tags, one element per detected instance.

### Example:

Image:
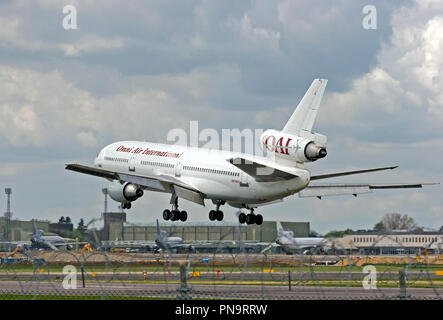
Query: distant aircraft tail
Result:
<box><xmin>32</xmin><ymin>219</ymin><xmax>37</xmax><ymax>234</ymax></box>
<box><xmin>276</xmin><ymin>221</ymin><xmax>285</xmax><ymax>236</ymax></box>
<box><xmin>282</xmin><ymin>79</ymin><xmax>327</xmax><ymax>137</ymax></box>
<box><xmin>156</xmin><ymin>219</ymin><xmax>161</xmax><ymax>238</ymax></box>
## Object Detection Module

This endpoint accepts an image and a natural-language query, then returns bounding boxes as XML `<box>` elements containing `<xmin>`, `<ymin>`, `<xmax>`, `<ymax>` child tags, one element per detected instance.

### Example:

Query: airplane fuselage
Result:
<box><xmin>94</xmin><ymin>141</ymin><xmax>311</xmax><ymax>208</ymax></box>
<box><xmin>31</xmin><ymin>235</ymin><xmax>66</xmax><ymax>249</ymax></box>
<box><xmin>276</xmin><ymin>237</ymin><xmax>327</xmax><ymax>251</ymax></box>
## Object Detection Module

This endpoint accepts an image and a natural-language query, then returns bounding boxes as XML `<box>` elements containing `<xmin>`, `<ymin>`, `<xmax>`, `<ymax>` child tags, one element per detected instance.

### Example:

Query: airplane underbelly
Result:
<box><xmin>189</xmin><ymin>177</ymin><xmax>257</xmax><ymax>201</ymax></box>
<box><xmin>191</xmin><ymin>176</ymin><xmax>306</xmax><ymax>203</ymax></box>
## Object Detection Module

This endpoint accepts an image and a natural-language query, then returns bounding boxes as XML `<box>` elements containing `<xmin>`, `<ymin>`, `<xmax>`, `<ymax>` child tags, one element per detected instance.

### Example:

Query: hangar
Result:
<box><xmin>102</xmin><ymin>212</ymin><xmax>310</xmax><ymax>243</ymax></box>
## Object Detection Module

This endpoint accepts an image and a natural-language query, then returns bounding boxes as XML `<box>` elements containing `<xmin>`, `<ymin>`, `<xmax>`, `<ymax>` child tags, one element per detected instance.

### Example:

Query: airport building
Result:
<box><xmin>327</xmin><ymin>230</ymin><xmax>443</xmax><ymax>255</ymax></box>
<box><xmin>104</xmin><ymin>212</ymin><xmax>310</xmax><ymax>243</ymax></box>
<box><xmin>100</xmin><ymin>213</ymin><xmax>310</xmax><ymax>253</ymax></box>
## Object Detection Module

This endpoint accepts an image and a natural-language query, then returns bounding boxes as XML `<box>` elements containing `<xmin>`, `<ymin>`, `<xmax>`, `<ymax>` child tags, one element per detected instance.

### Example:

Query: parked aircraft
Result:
<box><xmin>277</xmin><ymin>221</ymin><xmax>326</xmax><ymax>253</ymax></box>
<box><xmin>0</xmin><ymin>220</ymin><xmax>81</xmax><ymax>251</ymax></box>
<box><xmin>155</xmin><ymin>219</ymin><xmax>194</xmax><ymax>252</ymax></box>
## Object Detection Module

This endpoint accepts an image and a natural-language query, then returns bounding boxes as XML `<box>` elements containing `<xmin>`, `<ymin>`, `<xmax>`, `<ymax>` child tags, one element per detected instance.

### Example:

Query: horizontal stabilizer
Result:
<box><xmin>299</xmin><ymin>183</ymin><xmax>438</xmax><ymax>198</ymax></box>
<box><xmin>310</xmin><ymin>166</ymin><xmax>398</xmax><ymax>181</ymax></box>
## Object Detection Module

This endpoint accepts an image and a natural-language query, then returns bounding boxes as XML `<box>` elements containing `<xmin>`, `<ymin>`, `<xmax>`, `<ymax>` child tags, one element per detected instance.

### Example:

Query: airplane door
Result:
<box><xmin>129</xmin><ymin>154</ymin><xmax>138</xmax><ymax>172</ymax></box>
<box><xmin>174</xmin><ymin>161</ymin><xmax>182</xmax><ymax>177</ymax></box>
<box><xmin>240</xmin><ymin>172</ymin><xmax>249</xmax><ymax>187</ymax></box>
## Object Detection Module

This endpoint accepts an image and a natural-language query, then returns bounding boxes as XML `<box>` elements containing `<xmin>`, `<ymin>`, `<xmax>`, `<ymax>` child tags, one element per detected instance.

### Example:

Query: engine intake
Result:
<box><xmin>108</xmin><ymin>182</ymin><xmax>144</xmax><ymax>203</ymax></box>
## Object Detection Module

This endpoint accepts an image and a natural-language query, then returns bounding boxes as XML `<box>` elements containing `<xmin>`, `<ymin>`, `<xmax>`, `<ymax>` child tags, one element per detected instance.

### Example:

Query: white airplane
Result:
<box><xmin>260</xmin><ymin>221</ymin><xmax>327</xmax><ymax>254</ymax></box>
<box><xmin>66</xmin><ymin>79</ymin><xmax>435</xmax><ymax>225</ymax></box>
<box><xmin>154</xmin><ymin>219</ymin><xmax>195</xmax><ymax>252</ymax></box>
<box><xmin>155</xmin><ymin>219</ymin><xmax>184</xmax><ymax>249</ymax></box>
<box><xmin>0</xmin><ymin>220</ymin><xmax>83</xmax><ymax>251</ymax></box>
<box><xmin>274</xmin><ymin>221</ymin><xmax>327</xmax><ymax>253</ymax></box>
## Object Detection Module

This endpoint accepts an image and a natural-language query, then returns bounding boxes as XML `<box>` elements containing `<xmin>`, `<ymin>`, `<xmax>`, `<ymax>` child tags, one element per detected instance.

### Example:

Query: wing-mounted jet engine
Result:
<box><xmin>108</xmin><ymin>182</ymin><xmax>144</xmax><ymax>209</ymax></box>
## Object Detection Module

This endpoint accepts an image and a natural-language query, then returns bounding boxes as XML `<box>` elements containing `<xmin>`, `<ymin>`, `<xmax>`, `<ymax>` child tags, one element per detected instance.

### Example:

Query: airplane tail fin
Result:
<box><xmin>156</xmin><ymin>219</ymin><xmax>160</xmax><ymax>238</ymax></box>
<box><xmin>282</xmin><ymin>79</ymin><xmax>327</xmax><ymax>136</ymax></box>
<box><xmin>32</xmin><ymin>219</ymin><xmax>37</xmax><ymax>235</ymax></box>
<box><xmin>276</xmin><ymin>221</ymin><xmax>284</xmax><ymax>236</ymax></box>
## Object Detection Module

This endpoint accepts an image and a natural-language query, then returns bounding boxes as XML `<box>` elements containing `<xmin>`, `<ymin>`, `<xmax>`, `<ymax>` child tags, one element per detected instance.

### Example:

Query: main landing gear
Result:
<box><xmin>238</xmin><ymin>209</ymin><xmax>263</xmax><ymax>225</ymax></box>
<box><xmin>209</xmin><ymin>210</ymin><xmax>223</xmax><ymax>221</ymax></box>
<box><xmin>163</xmin><ymin>208</ymin><xmax>187</xmax><ymax>222</ymax></box>
<box><xmin>162</xmin><ymin>196</ymin><xmax>187</xmax><ymax>222</ymax></box>
<box><xmin>208</xmin><ymin>201</ymin><xmax>225</xmax><ymax>222</ymax></box>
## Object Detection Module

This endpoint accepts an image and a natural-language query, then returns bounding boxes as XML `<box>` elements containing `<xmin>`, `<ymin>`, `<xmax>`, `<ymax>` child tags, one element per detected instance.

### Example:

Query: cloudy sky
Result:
<box><xmin>0</xmin><ymin>0</ymin><xmax>442</xmax><ymax>234</ymax></box>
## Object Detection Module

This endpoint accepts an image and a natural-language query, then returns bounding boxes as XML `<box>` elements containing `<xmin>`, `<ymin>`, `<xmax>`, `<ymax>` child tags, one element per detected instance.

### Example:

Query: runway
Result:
<box><xmin>0</xmin><ymin>280</ymin><xmax>441</xmax><ymax>299</ymax></box>
<box><xmin>0</xmin><ymin>271</ymin><xmax>441</xmax><ymax>281</ymax></box>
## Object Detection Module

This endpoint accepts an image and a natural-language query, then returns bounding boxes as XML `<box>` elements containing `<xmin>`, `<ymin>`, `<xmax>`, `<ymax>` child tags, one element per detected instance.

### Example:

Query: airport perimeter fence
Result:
<box><xmin>0</xmin><ymin>235</ymin><xmax>442</xmax><ymax>300</ymax></box>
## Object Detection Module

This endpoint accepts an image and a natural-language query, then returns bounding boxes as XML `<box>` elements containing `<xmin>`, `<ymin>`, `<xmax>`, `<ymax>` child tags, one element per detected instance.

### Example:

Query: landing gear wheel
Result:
<box><xmin>216</xmin><ymin>211</ymin><xmax>224</xmax><ymax>221</ymax></box>
<box><xmin>171</xmin><ymin>210</ymin><xmax>180</xmax><ymax>221</ymax></box>
<box><xmin>163</xmin><ymin>209</ymin><xmax>171</xmax><ymax>221</ymax></box>
<box><xmin>180</xmin><ymin>211</ymin><xmax>187</xmax><ymax>222</ymax></box>
<box><xmin>255</xmin><ymin>214</ymin><xmax>263</xmax><ymax>225</ymax></box>
<box><xmin>246</xmin><ymin>213</ymin><xmax>255</xmax><ymax>225</ymax></box>
<box><xmin>209</xmin><ymin>210</ymin><xmax>217</xmax><ymax>221</ymax></box>
<box><xmin>238</xmin><ymin>213</ymin><xmax>246</xmax><ymax>224</ymax></box>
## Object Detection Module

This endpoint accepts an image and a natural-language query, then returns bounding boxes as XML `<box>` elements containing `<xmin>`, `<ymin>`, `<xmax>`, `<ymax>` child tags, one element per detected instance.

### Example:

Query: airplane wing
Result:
<box><xmin>42</xmin><ymin>240</ymin><xmax>59</xmax><ymax>251</ymax></box>
<box><xmin>65</xmin><ymin>164</ymin><xmax>205</xmax><ymax>206</ymax></box>
<box><xmin>260</xmin><ymin>242</ymin><xmax>280</xmax><ymax>254</ymax></box>
<box><xmin>227</xmin><ymin>157</ymin><xmax>298</xmax><ymax>182</ymax></box>
<box><xmin>299</xmin><ymin>183</ymin><xmax>438</xmax><ymax>199</ymax></box>
<box><xmin>0</xmin><ymin>241</ymin><xmax>30</xmax><ymax>245</ymax></box>
<box><xmin>64</xmin><ymin>241</ymin><xmax>89</xmax><ymax>246</ymax></box>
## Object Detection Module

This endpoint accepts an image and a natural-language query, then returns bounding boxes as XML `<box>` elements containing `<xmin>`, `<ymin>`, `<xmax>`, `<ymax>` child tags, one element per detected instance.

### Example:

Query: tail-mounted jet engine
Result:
<box><xmin>260</xmin><ymin>129</ymin><xmax>327</xmax><ymax>162</ymax></box>
<box><xmin>108</xmin><ymin>182</ymin><xmax>144</xmax><ymax>209</ymax></box>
